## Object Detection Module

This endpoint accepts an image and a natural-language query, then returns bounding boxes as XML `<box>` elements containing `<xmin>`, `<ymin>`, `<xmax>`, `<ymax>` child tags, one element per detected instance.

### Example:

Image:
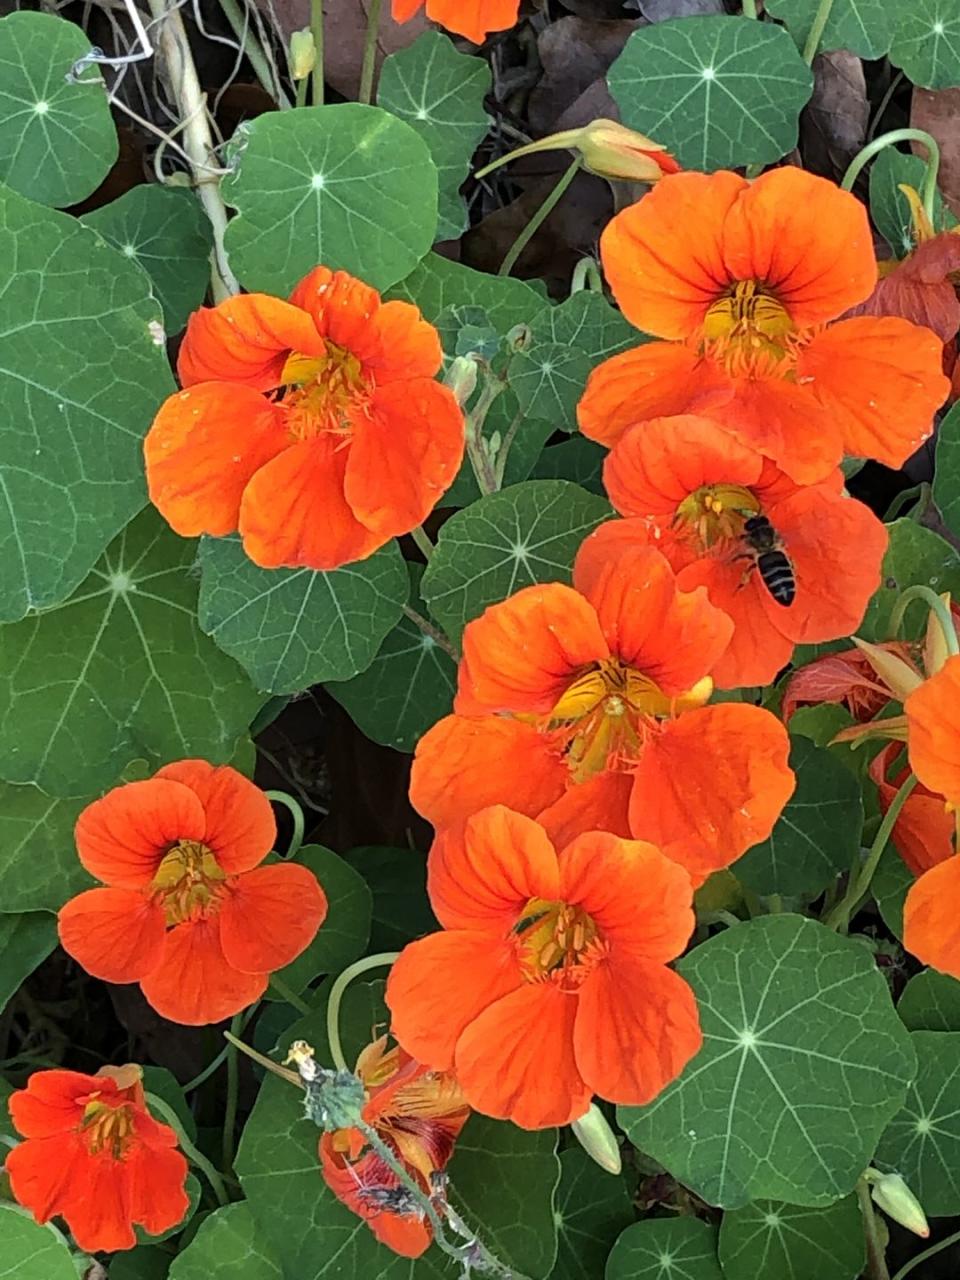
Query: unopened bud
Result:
<box><xmin>289</xmin><ymin>29</ymin><xmax>316</xmax><ymax>81</ymax></box>
<box><xmin>475</xmin><ymin>120</ymin><xmax>679</xmax><ymax>185</ymax></box>
<box><xmin>869</xmin><ymin>1171</ymin><xmax>930</xmax><ymax>1239</ymax></box>
<box><xmin>852</xmin><ymin>637</ymin><xmax>923</xmax><ymax>702</ymax></box>
<box><xmin>923</xmin><ymin>592</ymin><xmax>955</xmax><ymax>676</ymax></box>
<box><xmin>571</xmin><ymin>1103</ymin><xmax>622</xmax><ymax>1175</ymax></box>
<box><xmin>444</xmin><ymin>355</ymin><xmax>479</xmax><ymax>406</ymax></box>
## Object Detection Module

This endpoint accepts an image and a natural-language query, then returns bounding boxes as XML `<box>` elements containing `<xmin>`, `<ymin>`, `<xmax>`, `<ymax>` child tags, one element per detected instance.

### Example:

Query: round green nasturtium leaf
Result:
<box><xmin>718</xmin><ymin>1196</ymin><xmax>864</xmax><ymax>1280</ymax></box>
<box><xmin>876</xmin><ymin>1031</ymin><xmax>960</xmax><ymax>1216</ymax></box>
<box><xmin>222</xmin><ymin>103</ymin><xmax>438</xmax><ymax>295</ymax></box>
<box><xmin>869</xmin><ymin>150</ymin><xmax>956</xmax><ymax>259</ymax></box>
<box><xmin>549</xmin><ymin>1148</ymin><xmax>634</xmax><ymax>1280</ymax></box>
<box><xmin>890</xmin><ymin>0</ymin><xmax>960</xmax><ymax>90</ymax></box>
<box><xmin>238</xmin><ymin>984</ymin><xmax>562</xmax><ymax>1279</ymax></box>
<box><xmin>109</xmin><ymin>1245</ymin><xmax>171</xmax><ymax>1280</ymax></box>
<box><xmin>873</xmin><ymin>844</ymin><xmax>912</xmax><ymax>940</ymax></box>
<box><xmin>0</xmin><ymin>784</ymin><xmax>91</xmax><ymax>913</ymax></box>
<box><xmin>0</xmin><ymin>1205</ymin><xmax>76</xmax><ymax>1280</ymax></box>
<box><xmin>0</xmin><ymin>509</ymin><xmax>263</xmax><ymax>798</ymax></box>
<box><xmin>0</xmin><ymin>11</ymin><xmax>118</xmax><ymax>207</ymax></box>
<box><xmin>860</xmin><ymin>518</ymin><xmax>960</xmax><ymax>643</ymax></box>
<box><xmin>267</xmin><ymin>846</ymin><xmax>372</xmax><ymax>999</ymax></box>
<box><xmin>735</xmin><ymin>736</ymin><xmax>863</xmax><ymax>898</ymax></box>
<box><xmin>168</xmin><ymin>1203</ymin><xmax>282</xmax><ymax>1280</ymax></box>
<box><xmin>422</xmin><ymin>480</ymin><xmax>611</xmax><ymax>643</ymax></box>
<box><xmin>0</xmin><ymin>184</ymin><xmax>174</xmax><ymax>623</ymax></box>
<box><xmin>934</xmin><ymin>401</ymin><xmax>960</xmax><ymax>542</ymax></box>
<box><xmin>533</xmin><ymin>437</ymin><xmax>606</xmax><ymax>497</ymax></box>
<box><xmin>378</xmin><ymin>32</ymin><xmax>490</xmax><ymax>243</ymax></box>
<box><xmin>197</xmin><ymin>536</ymin><xmax>409</xmax><ymax>697</ymax></box>
<box><xmin>0</xmin><ymin>912</ymin><xmax>57</xmax><ymax>1015</ymax></box>
<box><xmin>899</xmin><ymin>969</ymin><xmax>960</xmax><ymax>1032</ymax></box>
<box><xmin>605</xmin><ymin>1218</ymin><xmax>723</xmax><ymax>1280</ymax></box>
<box><xmin>765</xmin><ymin>0</ymin><xmax>894</xmax><ymax>60</ymax></box>
<box><xmin>619</xmin><ymin>915</ymin><xmax>916</xmax><ymax>1209</ymax></box>
<box><xmin>343</xmin><ymin>845</ymin><xmax>438</xmax><ymax>951</ymax></box>
<box><xmin>388</xmin><ymin>251</ymin><xmax>545</xmax><ymax>335</ymax></box>
<box><xmin>81</xmin><ymin>186</ymin><xmax>213</xmax><ymax>334</ymax></box>
<box><xmin>608</xmin><ymin>16</ymin><xmax>814</xmax><ymax>173</ymax></box>
<box><xmin>325</xmin><ymin>563</ymin><xmax>456</xmax><ymax>751</ymax></box>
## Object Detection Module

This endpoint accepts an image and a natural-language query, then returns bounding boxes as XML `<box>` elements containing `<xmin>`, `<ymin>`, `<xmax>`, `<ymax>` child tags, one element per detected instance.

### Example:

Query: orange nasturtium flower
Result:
<box><xmin>57</xmin><ymin>761</ymin><xmax>327</xmax><ymax>1025</ymax></box>
<box><xmin>386</xmin><ymin>806</ymin><xmax>701</xmax><ymax>1128</ymax></box>
<box><xmin>6</xmin><ymin>1065</ymin><xmax>189</xmax><ymax>1252</ymax></box>
<box><xmin>578</xmin><ymin>167</ymin><xmax>951</xmax><ymax>484</ymax></box>
<box><xmin>145</xmin><ymin>266</ymin><xmax>464</xmax><ymax>572</ymax></box>
<box><xmin>598</xmin><ymin>414</ymin><xmax>888</xmax><ymax>687</ymax></box>
<box><xmin>320</xmin><ymin>1037</ymin><xmax>469</xmax><ymax>1258</ymax></box>
<box><xmin>411</xmin><ymin>543</ymin><xmax>794</xmax><ymax>886</ymax></box>
<box><xmin>392</xmin><ymin>0</ymin><xmax>519</xmax><ymax>44</ymax></box>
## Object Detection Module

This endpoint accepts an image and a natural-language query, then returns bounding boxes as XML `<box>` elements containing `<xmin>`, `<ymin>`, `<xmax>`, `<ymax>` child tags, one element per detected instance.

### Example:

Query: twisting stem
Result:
<box><xmin>265</xmin><ymin>790</ymin><xmax>306</xmax><ymax>858</ymax></box>
<box><xmin>858</xmin><ymin>1176</ymin><xmax>892</xmax><ymax>1280</ymax></box>
<box><xmin>892</xmin><ymin>1227</ymin><xmax>960</xmax><ymax>1280</ymax></box>
<box><xmin>401</xmin><ymin>604</ymin><xmax>458</xmax><ymax>661</ymax></box>
<box><xmin>825</xmin><ymin>774</ymin><xmax>920</xmax><ymax>933</ymax></box>
<box><xmin>802</xmin><ymin>0</ymin><xmax>837</xmax><ymax>63</ymax></box>
<box><xmin>146</xmin><ymin>1093</ymin><xmax>230</xmax><ymax>1207</ymax></box>
<box><xmin>890</xmin><ymin>585</ymin><xmax>960</xmax><ymax>657</ymax></box>
<box><xmin>841</xmin><ymin>129</ymin><xmax>942</xmax><ymax>226</ymax></box>
<box><xmin>358</xmin><ymin>0</ymin><xmax>383</xmax><ymax>105</ymax></box>
<box><xmin>326</xmin><ymin>953</ymin><xmax>400</xmax><ymax>1072</ymax></box>
<box><xmin>145</xmin><ymin>0</ymin><xmax>239</xmax><ymax>299</ymax></box>
<box><xmin>221</xmin><ymin>1012</ymin><xmax>243</xmax><ymax>1170</ymax></box>
<box><xmin>464</xmin><ymin>375</ymin><xmax>507</xmax><ymax>494</ymax></box>
<box><xmin>310</xmin><ymin>0</ymin><xmax>325</xmax><ymax>105</ymax></box>
<box><xmin>499</xmin><ymin>157</ymin><xmax>582</xmax><ymax>277</ymax></box>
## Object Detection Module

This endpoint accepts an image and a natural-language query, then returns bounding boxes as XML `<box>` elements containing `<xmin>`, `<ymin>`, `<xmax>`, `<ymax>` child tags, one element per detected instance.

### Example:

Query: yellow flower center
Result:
<box><xmin>279</xmin><ymin>345</ymin><xmax>371</xmax><ymax>443</ymax></box>
<box><xmin>81</xmin><ymin>1098</ymin><xmax>136</xmax><ymax>1158</ymax></box>
<box><xmin>546</xmin><ymin>658</ymin><xmax>712</xmax><ymax>784</ymax></box>
<box><xmin>673</xmin><ymin>482</ymin><xmax>760</xmax><ymax>551</ymax></box>
<box><xmin>151</xmin><ymin>840</ymin><xmax>226</xmax><ymax>926</ymax></box>
<box><xmin>701</xmin><ymin>280</ymin><xmax>796</xmax><ymax>377</ymax></box>
<box><xmin>515</xmin><ymin>898</ymin><xmax>602</xmax><ymax>989</ymax></box>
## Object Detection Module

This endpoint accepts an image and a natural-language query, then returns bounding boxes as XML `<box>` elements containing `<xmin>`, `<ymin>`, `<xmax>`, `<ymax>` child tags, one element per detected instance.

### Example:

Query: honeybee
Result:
<box><xmin>738</xmin><ymin>515</ymin><xmax>796</xmax><ymax>607</ymax></box>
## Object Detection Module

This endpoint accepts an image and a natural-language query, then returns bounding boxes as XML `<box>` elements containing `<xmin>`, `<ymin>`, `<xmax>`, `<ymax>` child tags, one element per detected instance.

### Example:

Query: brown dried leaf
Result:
<box><xmin>801</xmin><ymin>50</ymin><xmax>868</xmax><ymax>181</ymax></box>
<box><xmin>528</xmin><ymin>16</ymin><xmax>641</xmax><ymax>135</ymax></box>
<box><xmin>848</xmin><ymin>232</ymin><xmax>960</xmax><ymax>342</ymax></box>
<box><xmin>911</xmin><ymin>86</ymin><xmax>960</xmax><ymax>219</ymax></box>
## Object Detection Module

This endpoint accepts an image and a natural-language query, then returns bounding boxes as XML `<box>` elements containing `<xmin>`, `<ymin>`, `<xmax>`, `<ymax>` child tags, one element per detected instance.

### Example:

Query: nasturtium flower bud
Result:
<box><xmin>870</xmin><ymin>1171</ymin><xmax>930</xmax><ymax>1239</ymax></box>
<box><xmin>475</xmin><ymin>120</ymin><xmax>679</xmax><ymax>185</ymax></box>
<box><xmin>571</xmin><ymin>1103</ymin><xmax>622</xmax><ymax>1175</ymax></box>
<box><xmin>289</xmin><ymin>29</ymin><xmax>316</xmax><ymax>80</ymax></box>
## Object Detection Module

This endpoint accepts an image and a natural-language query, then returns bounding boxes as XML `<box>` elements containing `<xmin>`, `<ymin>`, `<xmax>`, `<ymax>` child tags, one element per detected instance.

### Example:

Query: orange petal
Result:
<box><xmin>904</xmin><ymin>858</ymin><xmax>960</xmax><ymax>979</ymax></box>
<box><xmin>410</xmin><ymin>715</ymin><xmax>567</xmax><ymax>829</ymax></box>
<box><xmin>392</xmin><ymin>0</ymin><xmax>424</xmax><ymax>19</ymax></box>
<box><xmin>722</xmin><ymin>167</ymin><xmax>877</xmax><ymax>326</ymax></box>
<box><xmin>603</xmin><ymin>415</ymin><xmax>763</xmax><ymax>518</ymax></box>
<box><xmin>145</xmin><ymin>382</ymin><xmax>289</xmax><ymax>539</ymax></box>
<box><xmin>600</xmin><ymin>171</ymin><xmax>747</xmax><ymax>339</ymax></box>
<box><xmin>797</xmin><ymin>317</ymin><xmax>949</xmax><ymax>470</ymax></box>
<box><xmin>58</xmin><ymin>888</ymin><xmax>165</xmax><ymax>983</ymax></box>
<box><xmin>630</xmin><ymin>703</ymin><xmax>795</xmax><ymax>884</ymax></box>
<box><xmin>154</xmin><ymin>761</ymin><xmax>276</xmax><ymax>874</ymax></box>
<box><xmin>218</xmin><ymin>863</ymin><xmax>328</xmax><ymax>974</ymax></box>
<box><xmin>123</xmin><ymin>1143</ymin><xmax>191</xmax><ymax>1241</ymax></box>
<box><xmin>574</xmin><ymin>960</ymin><xmax>701</xmax><ymax>1106</ymax></box>
<box><xmin>454</xmin><ymin>981</ymin><xmax>591</xmax><ymax>1127</ymax></box>
<box><xmin>559</xmin><ymin>831</ymin><xmax>693</xmax><ymax>963</ymax></box>
<box><xmin>783</xmin><ymin>645</ymin><xmax>903</xmax><ymax>723</ymax></box>
<box><xmin>456</xmin><ymin>584</ymin><xmax>609</xmax><ymax>716</ymax></box>
<box><xmin>139</xmin><ymin>917</ymin><xmax>267</xmax><ymax>1025</ymax></box>
<box><xmin>573</xmin><ymin>519</ymin><xmax>659</xmax><ymax>593</ymax></box>
<box><xmin>5</xmin><ymin>1134</ymin><xmax>117</xmax><ymax>1246</ymax></box>
<box><xmin>238</xmin><ymin>436</ymin><xmax>385</xmax><ymax>571</ymax></box>
<box><xmin>869</xmin><ymin>743</ymin><xmax>953</xmax><ymax>877</ymax></box>
<box><xmin>287</xmin><ymin>267</ymin><xmax>383</xmax><ymax>364</ymax></box>
<box><xmin>344</xmin><ymin>380</ymin><xmax>464</xmax><ymax>537</ymax></box>
<box><xmin>75</xmin><ymin>779</ymin><xmax>206</xmax><ymax>888</ymax></box>
<box><xmin>386</xmin><ymin>931</ymin><xmax>523</xmax><ymax>1071</ymax></box>
<box><xmin>906</xmin><ymin>655</ymin><xmax>960</xmax><ymax>803</ymax></box>
<box><xmin>537</xmin><ymin>769</ymin><xmax>634</xmax><ymax>849</ymax></box>
<box><xmin>10</xmin><ymin>1070</ymin><xmax>102</xmax><ymax>1139</ymax></box>
<box><xmin>424</xmin><ymin>0</ymin><xmax>520</xmax><ymax>43</ymax></box>
<box><xmin>178</xmin><ymin>293</ymin><xmax>325</xmax><ymax>390</ymax></box>
<box><xmin>368</xmin><ymin>300</ymin><xmax>443</xmax><ymax>383</ymax></box>
<box><xmin>577</xmin><ymin>343</ymin><xmax>718</xmax><ymax>447</ymax></box>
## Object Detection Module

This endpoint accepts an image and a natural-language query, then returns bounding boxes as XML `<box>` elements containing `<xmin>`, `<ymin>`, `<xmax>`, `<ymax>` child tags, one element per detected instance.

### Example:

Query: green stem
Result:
<box><xmin>858</xmin><ymin>1176</ymin><xmax>892</xmax><ymax>1280</ymax></box>
<box><xmin>216</xmin><ymin>0</ymin><xmax>292</xmax><ymax>107</ymax></box>
<box><xmin>570</xmin><ymin>257</ymin><xmax>602</xmax><ymax>295</ymax></box>
<box><xmin>265</xmin><ymin>790</ymin><xmax>306</xmax><ymax>858</ymax></box>
<box><xmin>802</xmin><ymin>0</ymin><xmax>837</xmax><ymax>63</ymax></box>
<box><xmin>410</xmin><ymin>525</ymin><xmax>434</xmax><ymax>561</ymax></box>
<box><xmin>310</xmin><ymin>0</ymin><xmax>324</xmax><ymax>105</ymax></box>
<box><xmin>221</xmin><ymin>1012</ymin><xmax>243</xmax><ymax>1171</ymax></box>
<box><xmin>295</xmin><ymin>76</ymin><xmax>308</xmax><ymax>108</ymax></box>
<box><xmin>464</xmin><ymin>373</ymin><xmax>507</xmax><ymax>494</ymax></box>
<box><xmin>146</xmin><ymin>1093</ymin><xmax>229</xmax><ymax>1207</ymax></box>
<box><xmin>499</xmin><ymin>157</ymin><xmax>582</xmax><ymax>278</ymax></box>
<box><xmin>868</xmin><ymin>70</ymin><xmax>905</xmax><ymax>143</ymax></box>
<box><xmin>841</xmin><ymin>129</ymin><xmax>941</xmax><ymax>226</ymax></box>
<box><xmin>741</xmin><ymin>0</ymin><xmax>758</xmax><ymax>16</ymax></box>
<box><xmin>401</xmin><ymin>604</ymin><xmax>458</xmax><ymax>661</ymax></box>
<box><xmin>269</xmin><ymin>974</ymin><xmax>312</xmax><ymax>1015</ymax></box>
<box><xmin>184</xmin><ymin>1005</ymin><xmax>259</xmax><ymax>1093</ymax></box>
<box><xmin>890</xmin><ymin>585</ymin><xmax>960</xmax><ymax>657</ymax></box>
<box><xmin>223</xmin><ymin>1031</ymin><xmax>302</xmax><ymax>1087</ymax></box>
<box><xmin>326</xmin><ymin>953</ymin><xmax>399</xmax><ymax>1072</ymax></box>
<box><xmin>825</xmin><ymin>774</ymin><xmax>920</xmax><ymax>933</ymax></box>
<box><xmin>493</xmin><ymin>410</ymin><xmax>524</xmax><ymax>488</ymax></box>
<box><xmin>892</xmin><ymin>1227</ymin><xmax>960</xmax><ymax>1280</ymax></box>
<box><xmin>358</xmin><ymin>0</ymin><xmax>383</xmax><ymax>105</ymax></box>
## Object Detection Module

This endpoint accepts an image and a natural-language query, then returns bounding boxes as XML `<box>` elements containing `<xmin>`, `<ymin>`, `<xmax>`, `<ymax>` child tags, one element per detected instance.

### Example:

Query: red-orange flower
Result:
<box><xmin>783</xmin><ymin>643</ymin><xmax>915</xmax><ymax>724</ymax></box>
<box><xmin>58</xmin><ymin>761</ymin><xmax>327</xmax><ymax>1025</ymax></box>
<box><xmin>870</xmin><ymin>743</ymin><xmax>953</xmax><ymax>879</ymax></box>
<box><xmin>411</xmin><ymin>543</ymin><xmax>794</xmax><ymax>885</ymax></box>
<box><xmin>598</xmin><ymin>414</ymin><xmax>888</xmax><ymax>687</ymax></box>
<box><xmin>392</xmin><ymin>0</ymin><xmax>518</xmax><ymax>44</ymax></box>
<box><xmin>386</xmin><ymin>806</ymin><xmax>701</xmax><ymax>1128</ymax></box>
<box><xmin>145</xmin><ymin>266</ymin><xmax>463</xmax><ymax>572</ymax></box>
<box><xmin>6</xmin><ymin>1065</ymin><xmax>189</xmax><ymax>1252</ymax></box>
<box><xmin>320</xmin><ymin>1037</ymin><xmax>469</xmax><ymax>1258</ymax></box>
<box><xmin>578</xmin><ymin>168</ymin><xmax>950</xmax><ymax>484</ymax></box>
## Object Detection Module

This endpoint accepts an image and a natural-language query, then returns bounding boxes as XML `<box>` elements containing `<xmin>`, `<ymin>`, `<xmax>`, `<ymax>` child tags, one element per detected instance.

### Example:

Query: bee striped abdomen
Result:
<box><xmin>756</xmin><ymin>551</ymin><xmax>796</xmax><ymax>606</ymax></box>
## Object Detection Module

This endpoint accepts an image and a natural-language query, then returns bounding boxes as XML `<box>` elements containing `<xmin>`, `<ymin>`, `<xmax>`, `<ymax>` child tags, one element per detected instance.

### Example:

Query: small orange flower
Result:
<box><xmin>58</xmin><ymin>761</ymin><xmax>327</xmax><ymax>1025</ymax></box>
<box><xmin>320</xmin><ymin>1037</ymin><xmax>469</xmax><ymax>1258</ymax></box>
<box><xmin>392</xmin><ymin>0</ymin><xmax>518</xmax><ymax>44</ymax></box>
<box><xmin>6</xmin><ymin>1065</ymin><xmax>190</xmax><ymax>1252</ymax></box>
<box><xmin>578</xmin><ymin>168</ymin><xmax>950</xmax><ymax>483</ymax></box>
<box><xmin>386</xmin><ymin>806</ymin><xmax>702</xmax><ymax>1128</ymax></box>
<box><xmin>145</xmin><ymin>266</ymin><xmax>464</xmax><ymax>572</ymax></box>
<box><xmin>411</xmin><ymin>543</ymin><xmax>794</xmax><ymax>885</ymax></box>
<box><xmin>598</xmin><ymin>414</ymin><xmax>888</xmax><ymax>687</ymax></box>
